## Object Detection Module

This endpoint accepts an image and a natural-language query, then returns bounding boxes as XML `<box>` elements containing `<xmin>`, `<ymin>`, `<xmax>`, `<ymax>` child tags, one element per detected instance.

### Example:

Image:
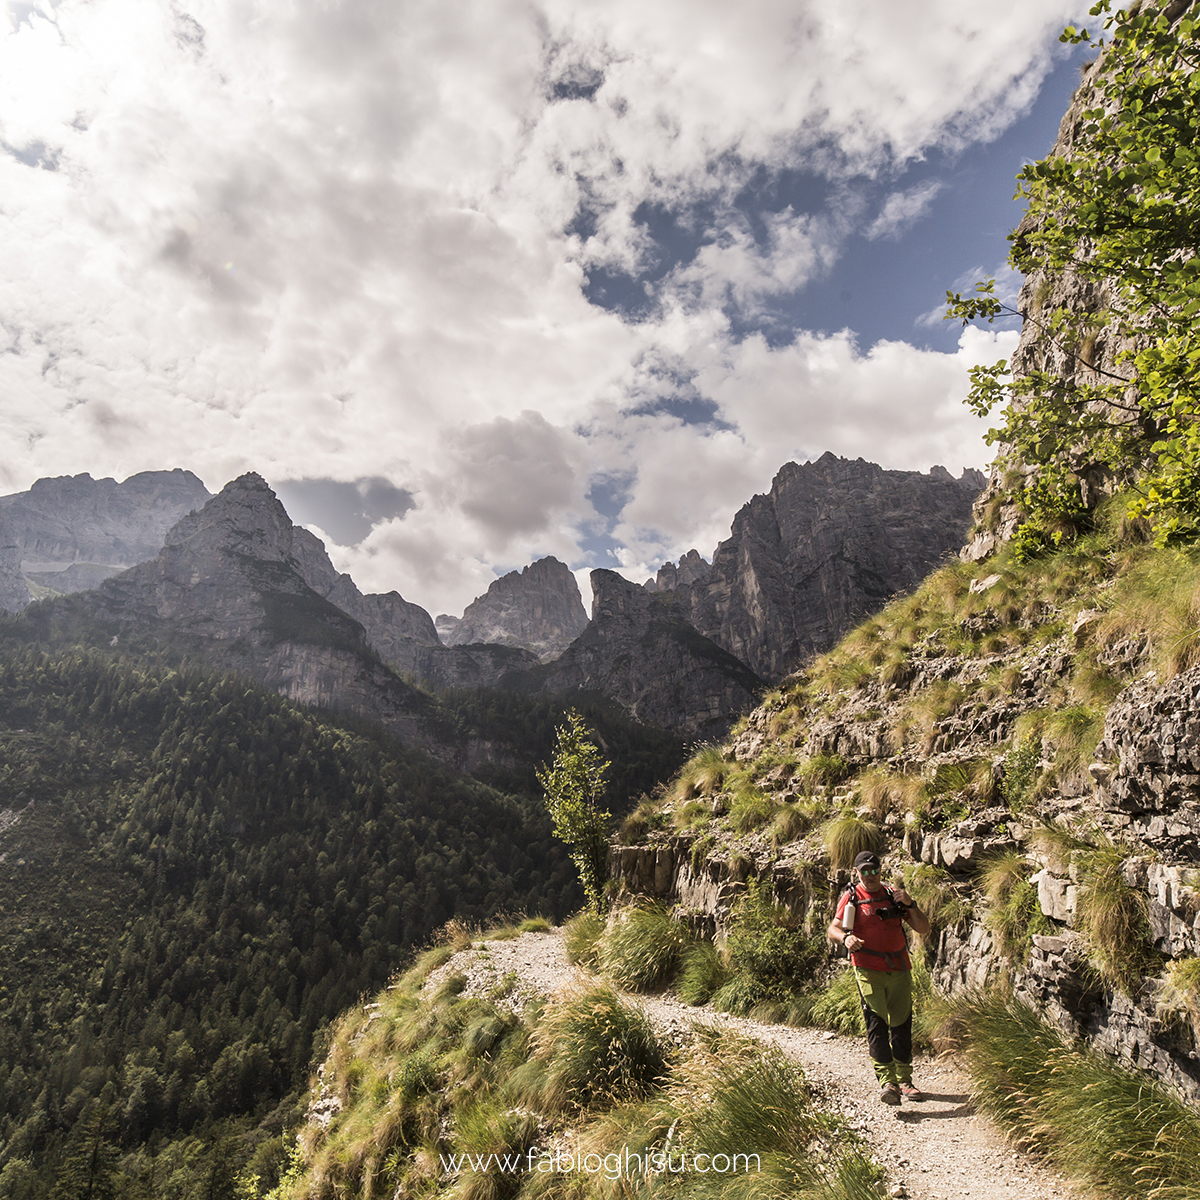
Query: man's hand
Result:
<box><xmin>892</xmin><ymin>887</ymin><xmax>914</xmax><ymax>908</ymax></box>
<box><xmin>844</xmin><ymin>933</ymin><xmax>862</xmax><ymax>951</ymax></box>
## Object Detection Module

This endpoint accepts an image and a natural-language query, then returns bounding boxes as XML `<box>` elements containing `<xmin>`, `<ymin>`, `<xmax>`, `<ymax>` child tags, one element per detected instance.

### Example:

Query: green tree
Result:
<box><xmin>948</xmin><ymin>0</ymin><xmax>1200</xmax><ymax>549</ymax></box>
<box><xmin>537</xmin><ymin>710</ymin><xmax>612</xmax><ymax>911</ymax></box>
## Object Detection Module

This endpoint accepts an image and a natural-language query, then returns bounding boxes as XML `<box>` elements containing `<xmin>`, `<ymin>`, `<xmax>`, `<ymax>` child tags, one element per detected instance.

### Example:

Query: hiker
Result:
<box><xmin>828</xmin><ymin>850</ymin><xmax>931</xmax><ymax>1106</ymax></box>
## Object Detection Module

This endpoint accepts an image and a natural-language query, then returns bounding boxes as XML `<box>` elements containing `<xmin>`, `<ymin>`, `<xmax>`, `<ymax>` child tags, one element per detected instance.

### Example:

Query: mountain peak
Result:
<box><xmin>445</xmin><ymin>554</ymin><xmax>588</xmax><ymax>660</ymax></box>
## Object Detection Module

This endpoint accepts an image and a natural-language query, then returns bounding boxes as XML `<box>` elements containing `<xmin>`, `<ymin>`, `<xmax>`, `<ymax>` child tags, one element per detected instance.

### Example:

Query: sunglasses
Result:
<box><xmin>859</xmin><ymin>866</ymin><xmax>881</xmax><ymax>875</ymax></box>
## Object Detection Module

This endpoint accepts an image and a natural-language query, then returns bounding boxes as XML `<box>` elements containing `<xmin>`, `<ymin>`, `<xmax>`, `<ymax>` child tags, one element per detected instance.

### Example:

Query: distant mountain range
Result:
<box><xmin>0</xmin><ymin>457</ymin><xmax>982</xmax><ymax>736</ymax></box>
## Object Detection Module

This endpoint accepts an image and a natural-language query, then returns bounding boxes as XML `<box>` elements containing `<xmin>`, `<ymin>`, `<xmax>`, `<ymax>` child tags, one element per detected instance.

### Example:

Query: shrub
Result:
<box><xmin>722</xmin><ymin>880</ymin><xmax>825</xmax><ymax>1001</ymax></box>
<box><xmin>597</xmin><ymin>903</ymin><xmax>690</xmax><ymax>992</ymax></box>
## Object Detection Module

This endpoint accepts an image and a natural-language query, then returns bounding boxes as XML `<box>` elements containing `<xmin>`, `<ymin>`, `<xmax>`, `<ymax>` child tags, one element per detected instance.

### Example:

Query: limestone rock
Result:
<box><xmin>1095</xmin><ymin>665</ymin><xmax>1200</xmax><ymax>858</ymax></box>
<box><xmin>651</xmin><ymin>453</ymin><xmax>982</xmax><ymax>681</ymax></box>
<box><xmin>77</xmin><ymin>474</ymin><xmax>441</xmax><ymax>749</ymax></box>
<box><xmin>444</xmin><ymin>557</ymin><xmax>588</xmax><ymax>661</ymax></box>
<box><xmin>0</xmin><ymin>469</ymin><xmax>211</xmax><ymax>581</ymax></box>
<box><xmin>0</xmin><ymin>511</ymin><xmax>30</xmax><ymax>613</ymax></box>
<box><xmin>511</xmin><ymin>569</ymin><xmax>764</xmax><ymax>737</ymax></box>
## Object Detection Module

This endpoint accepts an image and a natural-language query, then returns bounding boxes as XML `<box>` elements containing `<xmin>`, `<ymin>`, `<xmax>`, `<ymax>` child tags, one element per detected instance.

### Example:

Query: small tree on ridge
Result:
<box><xmin>537</xmin><ymin>710</ymin><xmax>612</xmax><ymax>912</ymax></box>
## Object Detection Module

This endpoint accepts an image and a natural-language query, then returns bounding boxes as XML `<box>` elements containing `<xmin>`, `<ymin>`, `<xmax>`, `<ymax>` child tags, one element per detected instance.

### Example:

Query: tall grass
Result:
<box><xmin>978</xmin><ymin>851</ymin><xmax>1048</xmax><ymax>962</ymax></box>
<box><xmin>928</xmin><ymin>989</ymin><xmax>1200</xmax><ymax>1199</ymax></box>
<box><xmin>1029</xmin><ymin>824</ymin><xmax>1153</xmax><ymax>991</ymax></box>
<box><xmin>1098</xmin><ymin>546</ymin><xmax>1200</xmax><ymax>678</ymax></box>
<box><xmin>597</xmin><ymin>903</ymin><xmax>690</xmax><ymax>992</ymax></box>
<box><xmin>822</xmin><ymin>813</ymin><xmax>882</xmax><ymax>871</ymax></box>
<box><xmin>533</xmin><ymin>986</ymin><xmax>669</xmax><ymax>1111</ymax></box>
<box><xmin>672</xmin><ymin>745</ymin><xmax>736</xmax><ymax>802</ymax></box>
<box><xmin>563</xmin><ymin>910</ymin><xmax>605</xmax><ymax>968</ymax></box>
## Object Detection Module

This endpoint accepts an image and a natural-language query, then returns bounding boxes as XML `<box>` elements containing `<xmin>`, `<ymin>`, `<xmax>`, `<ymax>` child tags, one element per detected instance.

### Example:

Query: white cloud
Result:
<box><xmin>865</xmin><ymin>180</ymin><xmax>945</xmax><ymax>241</ymax></box>
<box><xmin>0</xmin><ymin>0</ymin><xmax>1086</xmax><ymax>612</ymax></box>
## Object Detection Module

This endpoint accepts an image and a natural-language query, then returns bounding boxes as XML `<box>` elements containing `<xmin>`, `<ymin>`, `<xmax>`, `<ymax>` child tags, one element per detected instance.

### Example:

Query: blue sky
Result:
<box><xmin>0</xmin><ymin>1</ymin><xmax>1090</xmax><ymax>615</ymax></box>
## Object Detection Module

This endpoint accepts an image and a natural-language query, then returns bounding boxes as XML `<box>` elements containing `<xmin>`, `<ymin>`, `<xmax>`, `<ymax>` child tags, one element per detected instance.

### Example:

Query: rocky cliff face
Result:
<box><xmin>0</xmin><ymin>513</ymin><xmax>30</xmax><ymax>613</ymax></box>
<box><xmin>289</xmin><ymin>527</ymin><xmax>538</xmax><ymax>689</ymax></box>
<box><xmin>79</xmin><ymin>474</ymin><xmax>441</xmax><ymax>749</ymax></box>
<box><xmin>511</xmin><ymin>569</ymin><xmax>763</xmax><ymax>737</ymax></box>
<box><xmin>444</xmin><ymin>557</ymin><xmax>589</xmax><ymax>661</ymax></box>
<box><xmin>649</xmin><ymin>453</ymin><xmax>983</xmax><ymax>681</ymax></box>
<box><xmin>0</xmin><ymin>470</ymin><xmax>211</xmax><ymax>583</ymax></box>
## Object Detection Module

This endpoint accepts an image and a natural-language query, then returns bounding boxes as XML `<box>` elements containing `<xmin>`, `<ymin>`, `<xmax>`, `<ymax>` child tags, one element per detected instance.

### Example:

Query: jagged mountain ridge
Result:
<box><xmin>504</xmin><ymin>569</ymin><xmax>765</xmax><ymax>738</ymax></box>
<box><xmin>0</xmin><ymin>469</ymin><xmax>211</xmax><ymax>600</ymax></box>
<box><xmin>648</xmin><ymin>453</ymin><xmax>984</xmax><ymax>681</ymax></box>
<box><xmin>54</xmin><ymin>473</ymin><xmax>445</xmax><ymax>751</ymax></box>
<box><xmin>442</xmin><ymin>556</ymin><xmax>589</xmax><ymax>661</ymax></box>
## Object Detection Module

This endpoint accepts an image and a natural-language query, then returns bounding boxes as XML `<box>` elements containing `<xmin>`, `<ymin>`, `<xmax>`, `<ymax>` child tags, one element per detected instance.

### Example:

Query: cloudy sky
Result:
<box><xmin>0</xmin><ymin>0</ymin><xmax>1090</xmax><ymax>616</ymax></box>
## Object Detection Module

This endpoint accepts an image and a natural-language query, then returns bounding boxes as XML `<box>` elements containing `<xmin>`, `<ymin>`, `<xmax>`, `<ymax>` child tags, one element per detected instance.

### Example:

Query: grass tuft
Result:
<box><xmin>979</xmin><ymin>851</ymin><xmax>1049</xmax><ymax>962</ymax></box>
<box><xmin>822</xmin><ymin>813</ymin><xmax>883</xmax><ymax>871</ymax></box>
<box><xmin>596</xmin><ymin>902</ymin><xmax>690</xmax><ymax>992</ymax></box>
<box><xmin>562</xmin><ymin>909</ymin><xmax>604</xmax><ymax>968</ymax></box>
<box><xmin>533</xmin><ymin>985</ymin><xmax>669</xmax><ymax>1111</ymax></box>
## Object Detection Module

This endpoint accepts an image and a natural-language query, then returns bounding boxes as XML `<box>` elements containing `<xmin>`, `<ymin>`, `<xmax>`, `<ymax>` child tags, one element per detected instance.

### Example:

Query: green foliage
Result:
<box><xmin>979</xmin><ymin>852</ymin><xmax>1051</xmax><ymax>962</ymax></box>
<box><xmin>808</xmin><ymin>966</ymin><xmax>866</xmax><ymax>1037</ymax></box>
<box><xmin>1097</xmin><ymin>543</ymin><xmax>1200</xmax><ymax>677</ymax></box>
<box><xmin>537</xmin><ymin>711</ymin><xmax>613</xmax><ymax>912</ymax></box>
<box><xmin>596</xmin><ymin>903</ymin><xmax>690</xmax><ymax>992</ymax></box>
<box><xmin>676</xmin><ymin>939</ymin><xmax>728</xmax><ymax>1006</ymax></box>
<box><xmin>671</xmin><ymin>744</ymin><xmax>736</xmax><ymax>802</ymax></box>
<box><xmin>0</xmin><ymin>646</ymin><xmax>586</xmax><ymax>1197</ymax></box>
<box><xmin>903</xmin><ymin>864</ymin><xmax>973</xmax><ymax>930</ymax></box>
<box><xmin>930</xmin><ymin>989</ymin><xmax>1200</xmax><ymax>1200</ymax></box>
<box><xmin>1002</xmin><ymin>739</ymin><xmax>1041</xmax><ymax>810</ymax></box>
<box><xmin>1030</xmin><ymin>824</ymin><xmax>1154</xmax><ymax>991</ymax></box>
<box><xmin>948</xmin><ymin>3</ymin><xmax>1200</xmax><ymax>548</ymax></box>
<box><xmin>283</xmin><ymin>982</ymin><xmax>887</xmax><ymax>1200</ymax></box>
<box><xmin>716</xmin><ymin>880</ymin><xmax>825</xmax><ymax>1011</ymax></box>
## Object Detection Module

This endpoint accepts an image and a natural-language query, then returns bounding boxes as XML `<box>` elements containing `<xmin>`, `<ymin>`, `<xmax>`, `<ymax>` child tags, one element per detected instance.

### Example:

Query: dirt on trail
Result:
<box><xmin>422</xmin><ymin>930</ymin><xmax>1077</xmax><ymax>1200</ymax></box>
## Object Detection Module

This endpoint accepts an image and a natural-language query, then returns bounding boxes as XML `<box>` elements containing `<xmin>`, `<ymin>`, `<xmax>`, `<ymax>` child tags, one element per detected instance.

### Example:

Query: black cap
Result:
<box><xmin>853</xmin><ymin>851</ymin><xmax>881</xmax><ymax>870</ymax></box>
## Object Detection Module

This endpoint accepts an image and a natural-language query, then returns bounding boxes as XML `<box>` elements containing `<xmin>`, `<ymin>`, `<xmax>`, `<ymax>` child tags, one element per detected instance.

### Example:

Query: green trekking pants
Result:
<box><xmin>853</xmin><ymin>966</ymin><xmax>913</xmax><ymax>1085</ymax></box>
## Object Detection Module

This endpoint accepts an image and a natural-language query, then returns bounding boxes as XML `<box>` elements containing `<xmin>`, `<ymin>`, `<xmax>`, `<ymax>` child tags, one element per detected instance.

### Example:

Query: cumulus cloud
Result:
<box><xmin>0</xmin><ymin>0</ymin><xmax>1086</xmax><ymax>611</ymax></box>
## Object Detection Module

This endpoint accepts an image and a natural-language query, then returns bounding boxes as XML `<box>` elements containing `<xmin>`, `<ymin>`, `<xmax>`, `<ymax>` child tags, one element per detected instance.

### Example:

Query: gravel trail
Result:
<box><xmin>424</xmin><ymin>930</ymin><xmax>1079</xmax><ymax>1200</ymax></box>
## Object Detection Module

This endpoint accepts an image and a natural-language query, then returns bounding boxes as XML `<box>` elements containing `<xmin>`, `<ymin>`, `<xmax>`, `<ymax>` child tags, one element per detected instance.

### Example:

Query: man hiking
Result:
<box><xmin>828</xmin><ymin>850</ymin><xmax>931</xmax><ymax>1105</ymax></box>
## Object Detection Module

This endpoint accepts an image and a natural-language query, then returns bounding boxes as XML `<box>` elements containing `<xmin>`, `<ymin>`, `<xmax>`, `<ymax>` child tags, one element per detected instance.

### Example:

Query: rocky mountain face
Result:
<box><xmin>0</xmin><ymin>512</ymin><xmax>30</xmax><ymax>613</ymax></box>
<box><xmin>648</xmin><ymin>453</ymin><xmax>983</xmax><ymax>681</ymax></box>
<box><xmin>0</xmin><ymin>469</ymin><xmax>211</xmax><ymax>591</ymax></box>
<box><xmin>76</xmin><ymin>474</ymin><xmax>442</xmax><ymax>750</ymax></box>
<box><xmin>611</xmin><ymin>549</ymin><xmax>1200</xmax><ymax>1103</ymax></box>
<box><xmin>289</xmin><ymin>527</ymin><xmax>539</xmax><ymax>689</ymax></box>
<box><xmin>510</xmin><ymin>569</ymin><xmax>764</xmax><ymax>738</ymax></box>
<box><xmin>444</xmin><ymin>557</ymin><xmax>589</xmax><ymax>661</ymax></box>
